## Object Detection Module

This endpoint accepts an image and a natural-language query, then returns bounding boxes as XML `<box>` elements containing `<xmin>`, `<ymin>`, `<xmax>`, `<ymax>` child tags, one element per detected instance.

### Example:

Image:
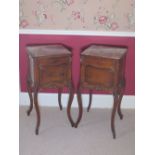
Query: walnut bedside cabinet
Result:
<box><xmin>26</xmin><ymin>44</ymin><xmax>75</xmax><ymax>135</ymax></box>
<box><xmin>76</xmin><ymin>44</ymin><xmax>127</xmax><ymax>139</ymax></box>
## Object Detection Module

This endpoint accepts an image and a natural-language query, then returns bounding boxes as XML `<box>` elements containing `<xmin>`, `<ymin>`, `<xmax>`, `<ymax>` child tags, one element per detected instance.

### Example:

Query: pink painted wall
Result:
<box><xmin>19</xmin><ymin>34</ymin><xmax>135</xmax><ymax>95</ymax></box>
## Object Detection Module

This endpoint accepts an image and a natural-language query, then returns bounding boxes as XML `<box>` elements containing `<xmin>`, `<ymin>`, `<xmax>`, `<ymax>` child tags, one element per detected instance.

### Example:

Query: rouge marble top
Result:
<box><xmin>82</xmin><ymin>45</ymin><xmax>127</xmax><ymax>59</ymax></box>
<box><xmin>27</xmin><ymin>44</ymin><xmax>71</xmax><ymax>58</ymax></box>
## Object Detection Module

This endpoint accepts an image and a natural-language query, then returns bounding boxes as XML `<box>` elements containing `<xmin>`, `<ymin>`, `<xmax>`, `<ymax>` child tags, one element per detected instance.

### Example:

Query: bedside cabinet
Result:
<box><xmin>26</xmin><ymin>44</ymin><xmax>74</xmax><ymax>135</ymax></box>
<box><xmin>76</xmin><ymin>44</ymin><xmax>127</xmax><ymax>138</ymax></box>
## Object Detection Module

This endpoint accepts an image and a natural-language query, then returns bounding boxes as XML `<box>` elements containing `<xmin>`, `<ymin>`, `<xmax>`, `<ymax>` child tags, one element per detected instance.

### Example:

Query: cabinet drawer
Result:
<box><xmin>39</xmin><ymin>64</ymin><xmax>70</xmax><ymax>86</ymax></box>
<box><xmin>81</xmin><ymin>56</ymin><xmax>115</xmax><ymax>69</ymax></box>
<box><xmin>81</xmin><ymin>65</ymin><xmax>114</xmax><ymax>88</ymax></box>
<box><xmin>38</xmin><ymin>56</ymin><xmax>70</xmax><ymax>66</ymax></box>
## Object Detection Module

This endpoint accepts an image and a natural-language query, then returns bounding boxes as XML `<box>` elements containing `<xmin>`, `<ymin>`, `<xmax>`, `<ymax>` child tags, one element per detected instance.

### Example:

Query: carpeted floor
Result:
<box><xmin>19</xmin><ymin>106</ymin><xmax>135</xmax><ymax>155</ymax></box>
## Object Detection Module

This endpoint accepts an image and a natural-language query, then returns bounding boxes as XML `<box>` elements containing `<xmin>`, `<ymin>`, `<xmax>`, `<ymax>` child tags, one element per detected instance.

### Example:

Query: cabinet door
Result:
<box><xmin>39</xmin><ymin>60</ymin><xmax>71</xmax><ymax>87</ymax></box>
<box><xmin>81</xmin><ymin>64</ymin><xmax>114</xmax><ymax>89</ymax></box>
<box><xmin>80</xmin><ymin>56</ymin><xmax>118</xmax><ymax>90</ymax></box>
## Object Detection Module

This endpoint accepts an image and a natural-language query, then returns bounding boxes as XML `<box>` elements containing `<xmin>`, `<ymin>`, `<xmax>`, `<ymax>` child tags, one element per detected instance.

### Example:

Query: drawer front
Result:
<box><xmin>39</xmin><ymin>64</ymin><xmax>70</xmax><ymax>87</ymax></box>
<box><xmin>81</xmin><ymin>56</ymin><xmax>115</xmax><ymax>69</ymax></box>
<box><xmin>38</xmin><ymin>56</ymin><xmax>70</xmax><ymax>66</ymax></box>
<box><xmin>81</xmin><ymin>65</ymin><xmax>114</xmax><ymax>89</ymax></box>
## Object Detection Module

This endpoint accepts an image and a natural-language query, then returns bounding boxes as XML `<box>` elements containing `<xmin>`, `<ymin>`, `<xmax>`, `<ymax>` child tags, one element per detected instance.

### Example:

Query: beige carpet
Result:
<box><xmin>19</xmin><ymin>106</ymin><xmax>135</xmax><ymax>155</ymax></box>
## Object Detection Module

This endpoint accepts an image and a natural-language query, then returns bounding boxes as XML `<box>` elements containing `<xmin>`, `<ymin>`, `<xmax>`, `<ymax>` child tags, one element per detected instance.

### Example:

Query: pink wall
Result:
<box><xmin>19</xmin><ymin>34</ymin><xmax>135</xmax><ymax>95</ymax></box>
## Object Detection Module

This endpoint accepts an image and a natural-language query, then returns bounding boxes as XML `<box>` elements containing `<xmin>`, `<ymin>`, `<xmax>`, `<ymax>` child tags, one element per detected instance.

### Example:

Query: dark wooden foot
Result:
<box><xmin>27</xmin><ymin>108</ymin><xmax>32</xmax><ymax>116</ymax></box>
<box><xmin>111</xmin><ymin>93</ymin><xmax>119</xmax><ymax>139</ymax></box>
<box><xmin>67</xmin><ymin>87</ymin><xmax>75</xmax><ymax>127</ymax></box>
<box><xmin>117</xmin><ymin>92</ymin><xmax>124</xmax><ymax>120</ymax></box>
<box><xmin>58</xmin><ymin>88</ymin><xmax>63</xmax><ymax>111</ymax></box>
<box><xmin>74</xmin><ymin>89</ymin><xmax>83</xmax><ymax>128</ymax></box>
<box><xmin>35</xmin><ymin>128</ymin><xmax>39</xmax><ymax>135</ymax></box>
<box><xmin>87</xmin><ymin>90</ymin><xmax>92</xmax><ymax>112</ymax></box>
<box><xmin>27</xmin><ymin>80</ymin><xmax>33</xmax><ymax>116</ymax></box>
<box><xmin>34</xmin><ymin>85</ymin><xmax>40</xmax><ymax>135</ymax></box>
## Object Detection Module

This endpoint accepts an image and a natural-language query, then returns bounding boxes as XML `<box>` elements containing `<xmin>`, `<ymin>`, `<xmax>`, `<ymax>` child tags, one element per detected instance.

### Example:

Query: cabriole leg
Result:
<box><xmin>111</xmin><ymin>93</ymin><xmax>119</xmax><ymax>139</ymax></box>
<box><xmin>87</xmin><ymin>90</ymin><xmax>92</xmax><ymax>112</ymax></box>
<box><xmin>33</xmin><ymin>85</ymin><xmax>40</xmax><ymax>135</ymax></box>
<box><xmin>117</xmin><ymin>92</ymin><xmax>123</xmax><ymax>120</ymax></box>
<box><xmin>67</xmin><ymin>86</ymin><xmax>75</xmax><ymax>127</ymax></box>
<box><xmin>74</xmin><ymin>89</ymin><xmax>83</xmax><ymax>128</ymax></box>
<box><xmin>58</xmin><ymin>88</ymin><xmax>63</xmax><ymax>110</ymax></box>
<box><xmin>26</xmin><ymin>80</ymin><xmax>33</xmax><ymax>116</ymax></box>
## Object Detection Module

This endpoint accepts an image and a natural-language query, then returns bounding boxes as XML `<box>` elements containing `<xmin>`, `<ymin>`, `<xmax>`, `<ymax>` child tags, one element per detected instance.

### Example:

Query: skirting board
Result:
<box><xmin>19</xmin><ymin>92</ymin><xmax>135</xmax><ymax>109</ymax></box>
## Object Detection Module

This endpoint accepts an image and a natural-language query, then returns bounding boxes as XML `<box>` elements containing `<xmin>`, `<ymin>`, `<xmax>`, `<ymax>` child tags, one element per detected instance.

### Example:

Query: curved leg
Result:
<box><xmin>87</xmin><ymin>90</ymin><xmax>92</xmax><ymax>112</ymax></box>
<box><xmin>34</xmin><ymin>85</ymin><xmax>40</xmax><ymax>135</ymax></box>
<box><xmin>117</xmin><ymin>92</ymin><xmax>123</xmax><ymax>120</ymax></box>
<box><xmin>58</xmin><ymin>88</ymin><xmax>63</xmax><ymax>111</ymax></box>
<box><xmin>117</xmin><ymin>78</ymin><xmax>125</xmax><ymax>120</ymax></box>
<box><xmin>26</xmin><ymin>80</ymin><xmax>33</xmax><ymax>116</ymax></box>
<box><xmin>111</xmin><ymin>93</ymin><xmax>119</xmax><ymax>139</ymax></box>
<box><xmin>74</xmin><ymin>89</ymin><xmax>83</xmax><ymax>128</ymax></box>
<box><xmin>67</xmin><ymin>87</ymin><xmax>75</xmax><ymax>127</ymax></box>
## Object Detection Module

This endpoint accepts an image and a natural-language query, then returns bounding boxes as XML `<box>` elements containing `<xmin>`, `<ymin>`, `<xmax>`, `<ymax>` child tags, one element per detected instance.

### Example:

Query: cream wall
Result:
<box><xmin>19</xmin><ymin>0</ymin><xmax>134</xmax><ymax>32</ymax></box>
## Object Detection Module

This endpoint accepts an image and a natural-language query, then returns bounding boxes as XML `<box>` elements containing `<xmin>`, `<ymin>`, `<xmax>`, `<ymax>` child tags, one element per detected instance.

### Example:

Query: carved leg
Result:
<box><xmin>67</xmin><ymin>87</ymin><xmax>75</xmax><ymax>127</ymax></box>
<box><xmin>33</xmin><ymin>85</ymin><xmax>40</xmax><ymax>135</ymax></box>
<box><xmin>87</xmin><ymin>90</ymin><xmax>92</xmax><ymax>112</ymax></box>
<box><xmin>117</xmin><ymin>77</ymin><xmax>126</xmax><ymax>120</ymax></box>
<box><xmin>26</xmin><ymin>80</ymin><xmax>33</xmax><ymax>116</ymax></box>
<box><xmin>74</xmin><ymin>89</ymin><xmax>83</xmax><ymax>128</ymax></box>
<box><xmin>117</xmin><ymin>92</ymin><xmax>123</xmax><ymax>120</ymax></box>
<box><xmin>58</xmin><ymin>88</ymin><xmax>63</xmax><ymax>111</ymax></box>
<box><xmin>111</xmin><ymin>93</ymin><xmax>119</xmax><ymax>139</ymax></box>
